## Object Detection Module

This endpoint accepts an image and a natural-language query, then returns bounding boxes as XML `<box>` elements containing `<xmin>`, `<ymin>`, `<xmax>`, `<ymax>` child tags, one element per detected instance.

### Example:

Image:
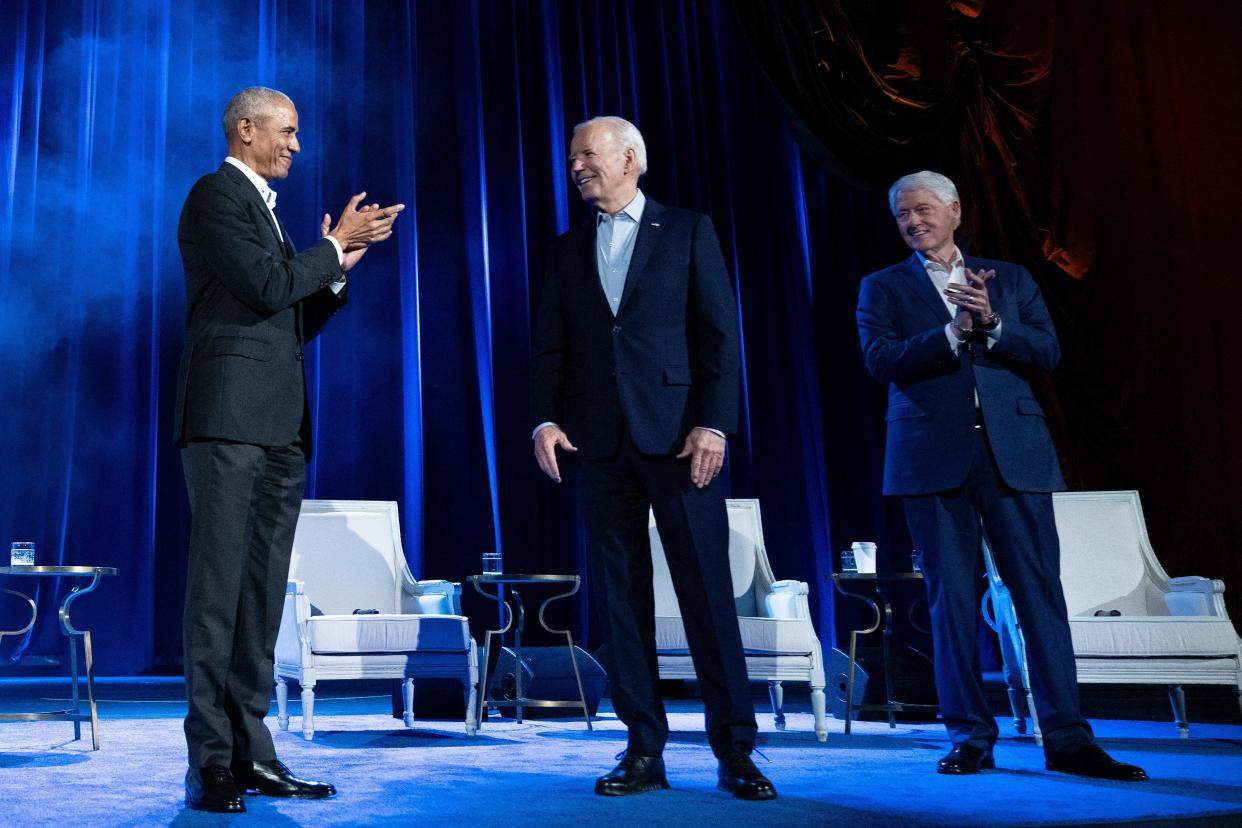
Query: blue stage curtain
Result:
<box><xmin>0</xmin><ymin>0</ymin><xmax>874</xmax><ymax>675</ymax></box>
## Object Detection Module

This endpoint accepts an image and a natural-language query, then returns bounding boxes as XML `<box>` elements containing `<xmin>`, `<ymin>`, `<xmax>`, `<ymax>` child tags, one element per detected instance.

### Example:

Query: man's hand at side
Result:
<box><xmin>534</xmin><ymin>424</ymin><xmax>578</xmax><ymax>483</ymax></box>
<box><xmin>676</xmin><ymin>427</ymin><xmax>725</xmax><ymax>489</ymax></box>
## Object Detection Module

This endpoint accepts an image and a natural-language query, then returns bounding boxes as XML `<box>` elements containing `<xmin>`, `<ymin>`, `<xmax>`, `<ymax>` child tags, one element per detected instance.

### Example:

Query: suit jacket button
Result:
<box><xmin>612</xmin><ymin>325</ymin><xmax>622</xmax><ymax>334</ymax></box>
<box><xmin>295</xmin><ymin>352</ymin><xmax>303</xmax><ymax>361</ymax></box>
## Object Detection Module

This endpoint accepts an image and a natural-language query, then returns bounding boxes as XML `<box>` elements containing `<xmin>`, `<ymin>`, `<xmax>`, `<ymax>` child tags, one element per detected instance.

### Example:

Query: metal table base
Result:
<box><xmin>1</xmin><ymin>565</ymin><xmax>118</xmax><ymax>750</ymax></box>
<box><xmin>469</xmin><ymin>574</ymin><xmax>592</xmax><ymax>730</ymax></box>
<box><xmin>832</xmin><ymin>572</ymin><xmax>936</xmax><ymax>734</ymax></box>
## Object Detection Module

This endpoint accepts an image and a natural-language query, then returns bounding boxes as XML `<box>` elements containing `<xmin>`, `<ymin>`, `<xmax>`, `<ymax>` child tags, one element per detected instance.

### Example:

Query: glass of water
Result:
<box><xmin>840</xmin><ymin>550</ymin><xmax>857</xmax><ymax>574</ymax></box>
<box><xmin>482</xmin><ymin>551</ymin><xmax>503</xmax><ymax>575</ymax></box>
<box><xmin>10</xmin><ymin>541</ymin><xmax>35</xmax><ymax>566</ymax></box>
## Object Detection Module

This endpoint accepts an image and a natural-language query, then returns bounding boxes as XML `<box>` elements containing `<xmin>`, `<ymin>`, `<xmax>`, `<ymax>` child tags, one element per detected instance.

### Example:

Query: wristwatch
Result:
<box><xmin>977</xmin><ymin>311</ymin><xmax>1000</xmax><ymax>332</ymax></box>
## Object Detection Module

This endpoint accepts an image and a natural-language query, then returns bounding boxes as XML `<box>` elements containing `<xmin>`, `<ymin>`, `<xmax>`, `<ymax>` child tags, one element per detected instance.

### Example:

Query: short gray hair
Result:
<box><xmin>573</xmin><ymin>116</ymin><xmax>648</xmax><ymax>175</ymax></box>
<box><xmin>222</xmin><ymin>86</ymin><xmax>294</xmax><ymax>141</ymax></box>
<box><xmin>888</xmin><ymin>171</ymin><xmax>960</xmax><ymax>214</ymax></box>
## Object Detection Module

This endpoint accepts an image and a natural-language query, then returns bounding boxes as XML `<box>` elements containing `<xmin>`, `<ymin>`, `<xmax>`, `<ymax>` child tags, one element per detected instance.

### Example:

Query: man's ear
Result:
<box><xmin>235</xmin><ymin>117</ymin><xmax>254</xmax><ymax>145</ymax></box>
<box><xmin>623</xmin><ymin>147</ymin><xmax>636</xmax><ymax>173</ymax></box>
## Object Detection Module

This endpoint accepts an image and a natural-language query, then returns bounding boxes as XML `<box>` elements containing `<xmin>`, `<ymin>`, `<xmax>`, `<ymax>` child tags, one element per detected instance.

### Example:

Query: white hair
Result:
<box><xmin>888</xmin><ymin>171</ymin><xmax>960</xmax><ymax>214</ymax></box>
<box><xmin>222</xmin><ymin>86</ymin><xmax>294</xmax><ymax>141</ymax></box>
<box><xmin>573</xmin><ymin>116</ymin><xmax>648</xmax><ymax>175</ymax></box>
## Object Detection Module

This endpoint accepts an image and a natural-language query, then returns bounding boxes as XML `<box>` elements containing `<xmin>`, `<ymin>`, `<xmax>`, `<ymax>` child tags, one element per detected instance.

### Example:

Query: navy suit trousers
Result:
<box><xmin>579</xmin><ymin>432</ymin><xmax>756</xmax><ymax>759</ymax></box>
<box><xmin>903</xmin><ymin>428</ymin><xmax>1094</xmax><ymax>757</ymax></box>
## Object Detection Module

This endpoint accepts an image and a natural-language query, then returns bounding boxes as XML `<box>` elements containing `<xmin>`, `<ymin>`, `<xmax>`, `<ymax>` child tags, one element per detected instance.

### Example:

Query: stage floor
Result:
<box><xmin>1</xmin><ymin>678</ymin><xmax>1240</xmax><ymax>826</ymax></box>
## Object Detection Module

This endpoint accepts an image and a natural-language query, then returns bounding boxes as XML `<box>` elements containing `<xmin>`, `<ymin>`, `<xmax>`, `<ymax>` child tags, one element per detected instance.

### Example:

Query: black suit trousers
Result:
<box><xmin>580</xmin><ymin>432</ymin><xmax>756</xmax><ymax>759</ymax></box>
<box><xmin>180</xmin><ymin>439</ymin><xmax>306</xmax><ymax>768</ymax></box>
<box><xmin>903</xmin><ymin>428</ymin><xmax>1093</xmax><ymax>757</ymax></box>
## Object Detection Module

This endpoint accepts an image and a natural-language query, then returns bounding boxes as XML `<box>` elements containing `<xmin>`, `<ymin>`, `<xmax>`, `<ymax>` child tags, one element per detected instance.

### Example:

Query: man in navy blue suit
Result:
<box><xmin>856</xmin><ymin>171</ymin><xmax>1146</xmax><ymax>781</ymax></box>
<box><xmin>530</xmin><ymin>116</ymin><xmax>774</xmax><ymax>800</ymax></box>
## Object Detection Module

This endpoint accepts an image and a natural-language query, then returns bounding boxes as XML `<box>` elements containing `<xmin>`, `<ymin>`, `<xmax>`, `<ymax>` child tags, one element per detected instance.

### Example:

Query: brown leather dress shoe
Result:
<box><xmin>231</xmin><ymin>759</ymin><xmax>337</xmax><ymax>798</ymax></box>
<box><xmin>595</xmin><ymin>753</ymin><xmax>670</xmax><ymax>796</ymax></box>
<box><xmin>937</xmin><ymin>744</ymin><xmax>996</xmax><ymax>775</ymax></box>
<box><xmin>185</xmin><ymin>765</ymin><xmax>245</xmax><ymax>813</ymax></box>
<box><xmin>717</xmin><ymin>751</ymin><xmax>777</xmax><ymax>800</ymax></box>
<box><xmin>1046</xmin><ymin>744</ymin><xmax>1148</xmax><ymax>781</ymax></box>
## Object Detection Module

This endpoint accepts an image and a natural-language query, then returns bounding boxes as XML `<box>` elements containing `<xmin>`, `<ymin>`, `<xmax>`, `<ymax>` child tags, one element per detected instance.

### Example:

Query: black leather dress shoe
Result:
<box><xmin>231</xmin><ymin>759</ymin><xmax>337</xmax><ymax>798</ymax></box>
<box><xmin>937</xmin><ymin>744</ymin><xmax>996</xmax><ymax>775</ymax></box>
<box><xmin>595</xmin><ymin>753</ymin><xmax>670</xmax><ymax>796</ymax></box>
<box><xmin>717</xmin><ymin>751</ymin><xmax>777</xmax><ymax>800</ymax></box>
<box><xmin>185</xmin><ymin>766</ymin><xmax>245</xmax><ymax>813</ymax></box>
<box><xmin>1046</xmin><ymin>744</ymin><xmax>1148</xmax><ymax>781</ymax></box>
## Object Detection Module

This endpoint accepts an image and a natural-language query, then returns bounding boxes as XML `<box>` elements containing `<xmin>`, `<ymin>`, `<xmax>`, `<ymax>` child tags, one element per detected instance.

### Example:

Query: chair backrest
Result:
<box><xmin>290</xmin><ymin>500</ymin><xmax>410</xmax><ymax>615</ymax></box>
<box><xmin>1053</xmin><ymin>490</ymin><xmax>1171</xmax><ymax>617</ymax></box>
<box><xmin>649</xmin><ymin>498</ymin><xmax>776</xmax><ymax>618</ymax></box>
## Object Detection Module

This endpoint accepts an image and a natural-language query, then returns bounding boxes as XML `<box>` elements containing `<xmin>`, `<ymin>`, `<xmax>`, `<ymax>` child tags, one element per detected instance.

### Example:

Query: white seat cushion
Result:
<box><xmin>1068</xmin><ymin>616</ymin><xmax>1241</xmax><ymax>657</ymax></box>
<box><xmin>307</xmin><ymin>614</ymin><xmax>471</xmax><ymax>654</ymax></box>
<box><xmin>655</xmin><ymin>615</ymin><xmax>815</xmax><ymax>656</ymax></box>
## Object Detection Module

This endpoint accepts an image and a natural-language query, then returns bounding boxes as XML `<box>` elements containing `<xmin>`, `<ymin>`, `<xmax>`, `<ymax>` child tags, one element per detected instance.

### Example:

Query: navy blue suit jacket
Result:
<box><xmin>856</xmin><ymin>254</ymin><xmax>1065</xmax><ymax>496</ymax></box>
<box><xmin>530</xmin><ymin>198</ymin><xmax>740</xmax><ymax>458</ymax></box>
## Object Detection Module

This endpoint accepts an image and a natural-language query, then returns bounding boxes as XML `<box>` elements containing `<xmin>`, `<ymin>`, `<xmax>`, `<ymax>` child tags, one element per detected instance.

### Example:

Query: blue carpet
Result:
<box><xmin>0</xmin><ymin>678</ymin><xmax>1240</xmax><ymax>826</ymax></box>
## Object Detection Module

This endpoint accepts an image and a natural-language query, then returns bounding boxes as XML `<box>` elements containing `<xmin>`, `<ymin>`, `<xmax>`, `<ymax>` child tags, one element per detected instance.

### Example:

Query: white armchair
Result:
<box><xmin>274</xmin><ymin>500</ymin><xmax>478</xmax><ymax>739</ymax></box>
<box><xmin>986</xmin><ymin>490</ymin><xmax>1242</xmax><ymax>738</ymax></box>
<box><xmin>649</xmin><ymin>498</ymin><xmax>828</xmax><ymax>742</ymax></box>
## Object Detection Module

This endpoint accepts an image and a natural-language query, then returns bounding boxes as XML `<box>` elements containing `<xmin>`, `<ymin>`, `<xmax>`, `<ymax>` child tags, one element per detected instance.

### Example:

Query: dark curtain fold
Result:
<box><xmin>735</xmin><ymin>0</ymin><xmax>1242</xmax><ymax>618</ymax></box>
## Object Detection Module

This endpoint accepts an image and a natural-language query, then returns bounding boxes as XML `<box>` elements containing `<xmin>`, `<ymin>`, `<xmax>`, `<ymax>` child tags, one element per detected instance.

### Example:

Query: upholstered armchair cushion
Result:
<box><xmin>655</xmin><ymin>615</ymin><xmax>816</xmax><ymax>656</ymax></box>
<box><xmin>306</xmin><ymin>613</ymin><xmax>473</xmax><ymax>655</ymax></box>
<box><xmin>1068</xmin><ymin>616</ymin><xmax>1241</xmax><ymax>658</ymax></box>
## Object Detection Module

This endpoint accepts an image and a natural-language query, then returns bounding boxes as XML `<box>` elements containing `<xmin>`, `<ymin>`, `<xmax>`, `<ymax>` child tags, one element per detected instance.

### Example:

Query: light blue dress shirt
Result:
<box><xmin>595</xmin><ymin>189</ymin><xmax>646</xmax><ymax>316</ymax></box>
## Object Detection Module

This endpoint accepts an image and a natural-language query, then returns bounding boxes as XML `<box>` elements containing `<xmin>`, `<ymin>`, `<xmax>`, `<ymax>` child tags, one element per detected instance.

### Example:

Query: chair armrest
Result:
<box><xmin>1168</xmin><ymin>576</ymin><xmax>1225</xmax><ymax>592</ymax></box>
<box><xmin>285</xmin><ymin>579</ymin><xmax>311</xmax><ymax>621</ymax></box>
<box><xmin>764</xmin><ymin>579</ymin><xmax>810</xmax><ymax>619</ymax></box>
<box><xmin>275</xmin><ymin>580</ymin><xmax>312</xmax><ymax>667</ymax></box>
<box><xmin>402</xmin><ymin>579</ymin><xmax>464</xmax><ymax>615</ymax></box>
<box><xmin>1165</xmin><ymin>576</ymin><xmax>1228</xmax><ymax>617</ymax></box>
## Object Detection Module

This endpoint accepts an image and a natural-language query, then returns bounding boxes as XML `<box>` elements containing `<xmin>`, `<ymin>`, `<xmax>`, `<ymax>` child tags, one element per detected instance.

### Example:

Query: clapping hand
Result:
<box><xmin>325</xmin><ymin>192</ymin><xmax>405</xmax><ymax>259</ymax></box>
<box><xmin>944</xmin><ymin>268</ymin><xmax>996</xmax><ymax>327</ymax></box>
<box><xmin>321</xmin><ymin>200</ymin><xmax>381</xmax><ymax>272</ymax></box>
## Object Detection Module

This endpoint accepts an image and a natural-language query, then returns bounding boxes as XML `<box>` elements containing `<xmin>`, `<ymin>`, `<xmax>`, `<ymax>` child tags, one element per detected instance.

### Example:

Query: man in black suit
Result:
<box><xmin>175</xmin><ymin>86</ymin><xmax>403</xmax><ymax>813</ymax></box>
<box><xmin>530</xmin><ymin>116</ymin><xmax>774</xmax><ymax>800</ymax></box>
<box><xmin>856</xmin><ymin>170</ymin><xmax>1146</xmax><ymax>781</ymax></box>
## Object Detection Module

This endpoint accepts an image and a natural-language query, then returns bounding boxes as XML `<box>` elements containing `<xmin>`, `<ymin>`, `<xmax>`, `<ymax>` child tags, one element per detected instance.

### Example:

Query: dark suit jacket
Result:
<box><xmin>856</xmin><ymin>254</ymin><xmax>1065</xmax><ymax>496</ymax></box>
<box><xmin>174</xmin><ymin>162</ymin><xmax>346</xmax><ymax>458</ymax></box>
<box><xmin>530</xmin><ymin>198</ymin><xmax>740</xmax><ymax>457</ymax></box>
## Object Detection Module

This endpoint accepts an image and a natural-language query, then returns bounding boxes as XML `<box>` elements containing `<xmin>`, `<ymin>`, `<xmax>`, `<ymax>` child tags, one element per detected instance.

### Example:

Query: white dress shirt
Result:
<box><xmin>224</xmin><ymin>156</ymin><xmax>345</xmax><ymax>292</ymax></box>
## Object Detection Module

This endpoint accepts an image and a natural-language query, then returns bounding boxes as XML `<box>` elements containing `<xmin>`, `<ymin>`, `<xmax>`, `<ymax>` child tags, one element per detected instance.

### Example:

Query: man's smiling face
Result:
<box><xmin>893</xmin><ymin>187</ymin><xmax>960</xmax><ymax>261</ymax></box>
<box><xmin>240</xmin><ymin>101</ymin><xmax>300</xmax><ymax>182</ymax></box>
<box><xmin>568</xmin><ymin>122</ymin><xmax>634</xmax><ymax>211</ymax></box>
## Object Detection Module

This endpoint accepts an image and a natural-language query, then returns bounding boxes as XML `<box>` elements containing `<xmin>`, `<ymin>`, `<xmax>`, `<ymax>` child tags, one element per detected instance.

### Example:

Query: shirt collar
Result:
<box><xmin>225</xmin><ymin>156</ymin><xmax>277</xmax><ymax>209</ymax></box>
<box><xmin>915</xmin><ymin>247</ymin><xmax>963</xmax><ymax>273</ymax></box>
<box><xmin>597</xmin><ymin>189</ymin><xmax>645</xmax><ymax>225</ymax></box>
